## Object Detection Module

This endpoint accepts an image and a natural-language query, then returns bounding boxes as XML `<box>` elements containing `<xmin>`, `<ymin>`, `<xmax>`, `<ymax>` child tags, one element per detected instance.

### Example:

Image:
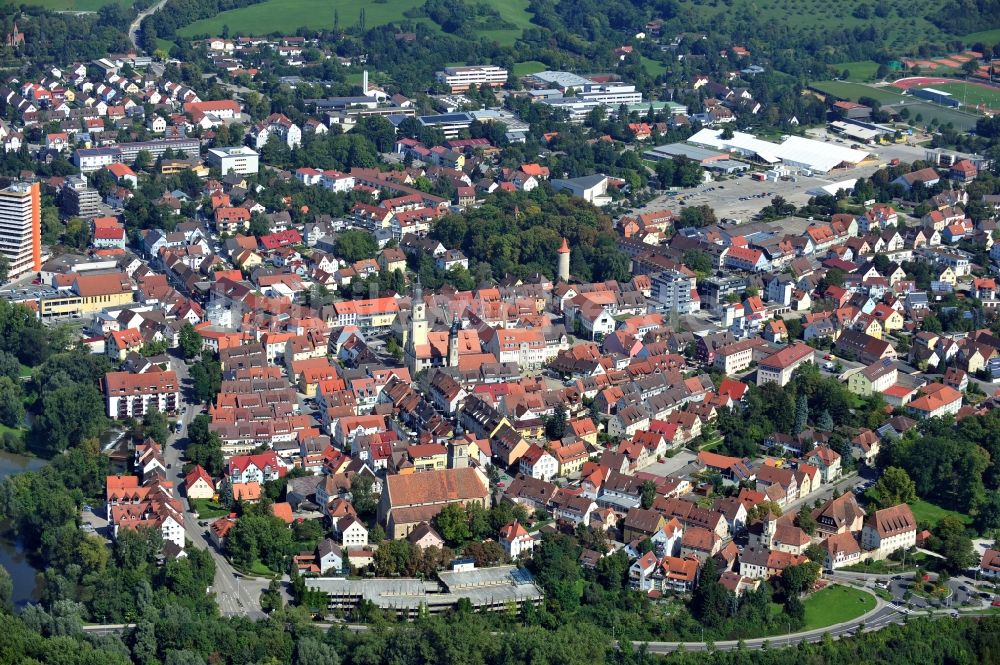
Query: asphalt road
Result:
<box><xmin>83</xmin><ymin>589</ymin><xmax>993</xmax><ymax>651</ymax></box>
<box><xmin>164</xmin><ymin>354</ymin><xmax>272</xmax><ymax>619</ymax></box>
<box><xmin>129</xmin><ymin>0</ymin><xmax>169</xmax><ymax>51</ymax></box>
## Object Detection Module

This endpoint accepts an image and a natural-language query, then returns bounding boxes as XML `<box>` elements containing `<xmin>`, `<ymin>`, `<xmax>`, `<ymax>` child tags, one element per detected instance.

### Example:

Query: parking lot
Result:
<box><xmin>642</xmin><ymin>450</ymin><xmax>697</xmax><ymax>477</ymax></box>
<box><xmin>632</xmin><ymin>130</ymin><xmax>930</xmax><ymax>222</ymax></box>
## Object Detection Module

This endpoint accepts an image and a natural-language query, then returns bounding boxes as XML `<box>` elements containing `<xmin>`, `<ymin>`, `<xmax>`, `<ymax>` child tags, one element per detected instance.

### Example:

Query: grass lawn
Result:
<box><xmin>909</xmin><ymin>498</ymin><xmax>972</xmax><ymax>529</ymax></box>
<box><xmin>250</xmin><ymin>560</ymin><xmax>276</xmax><ymax>576</ymax></box>
<box><xmin>156</xmin><ymin>38</ymin><xmax>178</xmax><ymax>54</ymax></box>
<box><xmin>810</xmin><ymin>80</ymin><xmax>908</xmax><ymax>105</ymax></box>
<box><xmin>0</xmin><ymin>423</ymin><xmax>25</xmax><ymax>446</ymax></box>
<box><xmin>832</xmin><ymin>61</ymin><xmax>882</xmax><ymax>82</ymax></box>
<box><xmin>189</xmin><ymin>499</ymin><xmax>229</xmax><ymax>518</ymax></box>
<box><xmin>179</xmin><ymin>0</ymin><xmax>533</xmax><ymax>46</ymax></box>
<box><xmin>913</xmin><ymin>81</ymin><xmax>1000</xmax><ymax>109</ymax></box>
<box><xmin>477</xmin><ymin>0</ymin><xmax>533</xmax><ymax>46</ymax></box>
<box><xmin>963</xmin><ymin>28</ymin><xmax>1000</xmax><ymax>46</ymax></box>
<box><xmin>512</xmin><ymin>60</ymin><xmax>547</xmax><ymax>77</ymax></box>
<box><xmin>180</xmin><ymin>0</ymin><xmax>428</xmax><ymax>37</ymax></box>
<box><xmin>800</xmin><ymin>585</ymin><xmax>876</xmax><ymax>631</ymax></box>
<box><xmin>641</xmin><ymin>55</ymin><xmax>663</xmax><ymax>77</ymax></box>
<box><xmin>18</xmin><ymin>364</ymin><xmax>32</xmax><ymax>379</ymax></box>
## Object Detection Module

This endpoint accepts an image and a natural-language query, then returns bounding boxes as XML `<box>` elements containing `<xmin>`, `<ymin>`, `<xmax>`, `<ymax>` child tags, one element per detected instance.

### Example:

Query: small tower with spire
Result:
<box><xmin>405</xmin><ymin>278</ymin><xmax>428</xmax><ymax>373</ymax></box>
<box><xmin>557</xmin><ymin>237</ymin><xmax>571</xmax><ymax>282</ymax></box>
<box><xmin>447</xmin><ymin>318</ymin><xmax>460</xmax><ymax>367</ymax></box>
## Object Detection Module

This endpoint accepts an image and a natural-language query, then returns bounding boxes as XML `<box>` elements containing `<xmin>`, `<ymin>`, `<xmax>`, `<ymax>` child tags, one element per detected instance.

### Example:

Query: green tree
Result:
<box><xmin>781</xmin><ymin>560</ymin><xmax>821</xmax><ymax>596</ymax></box>
<box><xmin>260</xmin><ymin>579</ymin><xmax>282</xmax><ymax>613</ymax></box>
<box><xmin>141</xmin><ymin>409</ymin><xmax>170</xmax><ymax>445</ymax></box>
<box><xmin>186</xmin><ymin>431</ymin><xmax>224</xmax><ymax>476</ymax></box>
<box><xmin>350</xmin><ymin>474</ymin><xmax>377</xmax><ymax>517</ymax></box>
<box><xmin>29</xmin><ymin>383</ymin><xmax>107</xmax><ymax>455</ymax></box>
<box><xmin>545</xmin><ymin>404</ymin><xmax>568</xmax><ymax>440</ymax></box>
<box><xmin>869</xmin><ymin>466</ymin><xmax>917</xmax><ymax>509</ymax></box>
<box><xmin>640</xmin><ymin>480</ymin><xmax>657</xmax><ymax>509</ymax></box>
<box><xmin>793</xmin><ymin>393</ymin><xmax>809</xmax><ymax>435</ymax></box>
<box><xmin>134</xmin><ymin>149</ymin><xmax>153</xmax><ymax>171</ymax></box>
<box><xmin>0</xmin><ymin>255</ymin><xmax>9</xmax><ymax>284</ymax></box>
<box><xmin>334</xmin><ymin>229</ymin><xmax>378</xmax><ymax>263</ymax></box>
<box><xmin>248</xmin><ymin>212</ymin><xmax>270</xmax><ymax>237</ymax></box>
<box><xmin>683</xmin><ymin>249</ymin><xmax>713</xmax><ymax>275</ymax></box>
<box><xmin>178</xmin><ymin>322</ymin><xmax>202</xmax><ymax>359</ymax></box>
<box><xmin>435</xmin><ymin>502</ymin><xmax>472</xmax><ymax>546</ymax></box>
<box><xmin>0</xmin><ymin>566</ymin><xmax>12</xmax><ymax>614</ymax></box>
<box><xmin>796</xmin><ymin>505</ymin><xmax>817</xmax><ymax>535</ymax></box>
<box><xmin>975</xmin><ymin>490</ymin><xmax>1000</xmax><ymax>533</ymax></box>
<box><xmin>929</xmin><ymin>516</ymin><xmax>975</xmax><ymax>573</ymax></box>
<box><xmin>691</xmin><ymin>557</ymin><xmax>730</xmax><ymax>627</ymax></box>
<box><xmin>817</xmin><ymin>409</ymin><xmax>834</xmax><ymax>432</ymax></box>
<box><xmin>189</xmin><ymin>357</ymin><xmax>222</xmax><ymax>404</ymax></box>
<box><xmin>0</xmin><ymin>377</ymin><xmax>24</xmax><ymax>429</ymax></box>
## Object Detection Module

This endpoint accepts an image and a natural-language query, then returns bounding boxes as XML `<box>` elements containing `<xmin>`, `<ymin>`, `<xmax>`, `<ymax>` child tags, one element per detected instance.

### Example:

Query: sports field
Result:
<box><xmin>811</xmin><ymin>80</ymin><xmax>908</xmax><ymax>105</ymax></box>
<box><xmin>810</xmin><ymin>80</ymin><xmax>981</xmax><ymax>130</ymax></box>
<box><xmin>911</xmin><ymin>82</ymin><xmax>1000</xmax><ymax>111</ymax></box>
<box><xmin>178</xmin><ymin>0</ymin><xmax>533</xmax><ymax>46</ymax></box>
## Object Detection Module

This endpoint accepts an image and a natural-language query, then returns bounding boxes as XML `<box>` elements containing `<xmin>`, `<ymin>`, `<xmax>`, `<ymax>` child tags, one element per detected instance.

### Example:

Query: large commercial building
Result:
<box><xmin>688</xmin><ymin>128</ymin><xmax>869</xmax><ymax>174</ymax></box>
<box><xmin>435</xmin><ymin>65</ymin><xmax>508</xmax><ymax>93</ymax></box>
<box><xmin>38</xmin><ymin>271</ymin><xmax>134</xmax><ymax>318</ymax></box>
<box><xmin>0</xmin><ymin>182</ymin><xmax>41</xmax><ymax>280</ymax></box>
<box><xmin>207</xmin><ymin>146</ymin><xmax>259</xmax><ymax>175</ymax></box>
<box><xmin>305</xmin><ymin>564</ymin><xmax>542</xmax><ymax>617</ymax></box>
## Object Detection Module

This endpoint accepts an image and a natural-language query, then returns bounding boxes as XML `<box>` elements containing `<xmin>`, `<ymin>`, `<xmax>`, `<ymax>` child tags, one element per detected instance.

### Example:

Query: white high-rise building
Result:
<box><xmin>0</xmin><ymin>182</ymin><xmax>41</xmax><ymax>280</ymax></box>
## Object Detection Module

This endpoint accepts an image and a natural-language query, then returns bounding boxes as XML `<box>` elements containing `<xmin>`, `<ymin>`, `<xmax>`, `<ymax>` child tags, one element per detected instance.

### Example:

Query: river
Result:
<box><xmin>0</xmin><ymin>451</ymin><xmax>45</xmax><ymax>607</ymax></box>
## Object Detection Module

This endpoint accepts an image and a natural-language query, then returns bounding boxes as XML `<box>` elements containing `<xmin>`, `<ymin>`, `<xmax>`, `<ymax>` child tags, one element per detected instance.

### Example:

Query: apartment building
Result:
<box><xmin>104</xmin><ymin>370</ymin><xmax>180</xmax><ymax>418</ymax></box>
<box><xmin>756</xmin><ymin>342</ymin><xmax>814</xmax><ymax>387</ymax></box>
<box><xmin>0</xmin><ymin>182</ymin><xmax>41</xmax><ymax>279</ymax></box>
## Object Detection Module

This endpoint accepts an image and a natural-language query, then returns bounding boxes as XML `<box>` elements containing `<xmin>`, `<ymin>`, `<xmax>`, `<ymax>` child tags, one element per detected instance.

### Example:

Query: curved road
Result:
<box><xmin>129</xmin><ymin>0</ymin><xmax>169</xmax><ymax>51</ymax></box>
<box><xmin>84</xmin><ymin>586</ymin><xmax>994</xmax><ymax>651</ymax></box>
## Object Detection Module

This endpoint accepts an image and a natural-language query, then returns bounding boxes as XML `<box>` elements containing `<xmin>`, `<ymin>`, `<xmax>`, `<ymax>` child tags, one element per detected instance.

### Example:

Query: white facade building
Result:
<box><xmin>207</xmin><ymin>146</ymin><xmax>259</xmax><ymax>175</ymax></box>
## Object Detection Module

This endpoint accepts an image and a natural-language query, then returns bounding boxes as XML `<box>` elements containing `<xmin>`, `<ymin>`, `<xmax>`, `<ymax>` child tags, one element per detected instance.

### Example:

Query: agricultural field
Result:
<box><xmin>178</xmin><ymin>0</ymin><xmax>534</xmax><ymax>46</ymax></box>
<box><xmin>673</xmin><ymin>0</ymin><xmax>951</xmax><ymax>51</ymax></box>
